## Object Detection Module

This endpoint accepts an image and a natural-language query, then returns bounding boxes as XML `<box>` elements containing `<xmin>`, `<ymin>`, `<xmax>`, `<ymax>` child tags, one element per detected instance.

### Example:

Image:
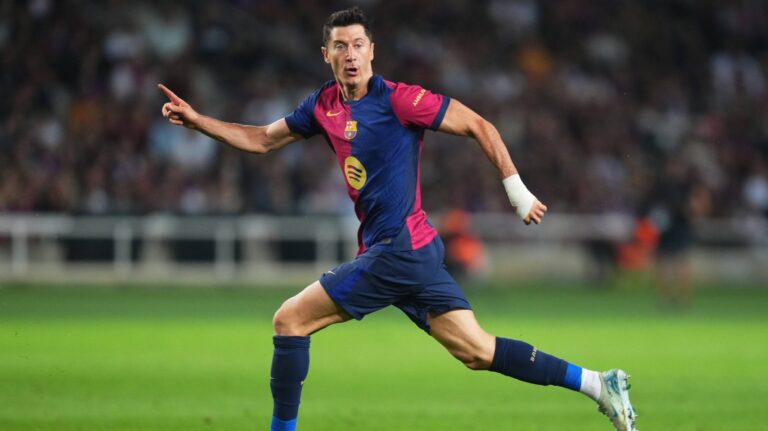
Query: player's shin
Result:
<box><xmin>270</xmin><ymin>336</ymin><xmax>310</xmax><ymax>431</ymax></box>
<box><xmin>489</xmin><ymin>337</ymin><xmax>601</xmax><ymax>400</ymax></box>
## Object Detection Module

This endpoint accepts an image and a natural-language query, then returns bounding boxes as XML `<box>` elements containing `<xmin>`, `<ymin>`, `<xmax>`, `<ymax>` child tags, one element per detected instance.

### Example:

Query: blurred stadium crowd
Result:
<box><xmin>2</xmin><ymin>0</ymin><xmax>767</xmax><ymax>219</ymax></box>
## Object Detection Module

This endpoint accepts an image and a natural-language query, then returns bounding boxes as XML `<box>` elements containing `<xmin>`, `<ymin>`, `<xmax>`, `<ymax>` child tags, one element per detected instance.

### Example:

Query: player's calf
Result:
<box><xmin>448</xmin><ymin>344</ymin><xmax>494</xmax><ymax>370</ymax></box>
<box><xmin>428</xmin><ymin>309</ymin><xmax>496</xmax><ymax>370</ymax></box>
<box><xmin>270</xmin><ymin>335</ymin><xmax>310</xmax><ymax>431</ymax></box>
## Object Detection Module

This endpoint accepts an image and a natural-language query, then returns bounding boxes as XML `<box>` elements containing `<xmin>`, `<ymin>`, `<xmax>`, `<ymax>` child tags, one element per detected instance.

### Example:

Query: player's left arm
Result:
<box><xmin>438</xmin><ymin>99</ymin><xmax>547</xmax><ymax>225</ymax></box>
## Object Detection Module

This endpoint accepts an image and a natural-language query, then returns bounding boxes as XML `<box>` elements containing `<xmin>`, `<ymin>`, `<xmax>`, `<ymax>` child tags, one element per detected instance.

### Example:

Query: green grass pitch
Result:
<box><xmin>1</xmin><ymin>282</ymin><xmax>767</xmax><ymax>430</ymax></box>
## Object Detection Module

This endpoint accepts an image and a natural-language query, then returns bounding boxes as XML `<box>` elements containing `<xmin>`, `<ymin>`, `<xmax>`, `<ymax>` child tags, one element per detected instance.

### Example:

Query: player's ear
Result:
<box><xmin>370</xmin><ymin>42</ymin><xmax>374</xmax><ymax>61</ymax></box>
<box><xmin>321</xmin><ymin>46</ymin><xmax>329</xmax><ymax>63</ymax></box>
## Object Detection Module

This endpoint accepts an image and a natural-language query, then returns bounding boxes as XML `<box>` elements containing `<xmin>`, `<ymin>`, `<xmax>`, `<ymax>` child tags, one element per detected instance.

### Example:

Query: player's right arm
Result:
<box><xmin>158</xmin><ymin>84</ymin><xmax>301</xmax><ymax>154</ymax></box>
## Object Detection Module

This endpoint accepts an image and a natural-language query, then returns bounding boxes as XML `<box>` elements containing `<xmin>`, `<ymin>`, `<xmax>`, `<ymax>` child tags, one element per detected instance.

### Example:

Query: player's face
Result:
<box><xmin>322</xmin><ymin>24</ymin><xmax>375</xmax><ymax>90</ymax></box>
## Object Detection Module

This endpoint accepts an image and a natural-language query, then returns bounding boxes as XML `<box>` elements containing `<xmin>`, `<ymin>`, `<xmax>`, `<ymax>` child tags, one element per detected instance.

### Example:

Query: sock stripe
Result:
<box><xmin>563</xmin><ymin>363</ymin><xmax>583</xmax><ymax>391</ymax></box>
<box><xmin>270</xmin><ymin>416</ymin><xmax>298</xmax><ymax>431</ymax></box>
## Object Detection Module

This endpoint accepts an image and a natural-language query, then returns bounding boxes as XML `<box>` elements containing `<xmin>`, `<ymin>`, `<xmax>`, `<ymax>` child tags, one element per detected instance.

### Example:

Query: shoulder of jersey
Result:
<box><xmin>316</xmin><ymin>79</ymin><xmax>338</xmax><ymax>97</ymax></box>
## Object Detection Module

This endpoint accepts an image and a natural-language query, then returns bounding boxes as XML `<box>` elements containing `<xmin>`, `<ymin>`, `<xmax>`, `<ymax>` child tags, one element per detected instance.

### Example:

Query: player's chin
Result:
<box><xmin>339</xmin><ymin>74</ymin><xmax>361</xmax><ymax>86</ymax></box>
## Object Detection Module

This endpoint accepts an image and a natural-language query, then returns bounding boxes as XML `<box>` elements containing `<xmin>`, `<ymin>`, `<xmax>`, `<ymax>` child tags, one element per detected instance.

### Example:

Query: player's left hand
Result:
<box><xmin>523</xmin><ymin>199</ymin><xmax>547</xmax><ymax>225</ymax></box>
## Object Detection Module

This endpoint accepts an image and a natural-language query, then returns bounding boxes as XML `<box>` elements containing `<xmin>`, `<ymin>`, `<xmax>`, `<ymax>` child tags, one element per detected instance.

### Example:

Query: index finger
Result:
<box><xmin>158</xmin><ymin>83</ymin><xmax>183</xmax><ymax>105</ymax></box>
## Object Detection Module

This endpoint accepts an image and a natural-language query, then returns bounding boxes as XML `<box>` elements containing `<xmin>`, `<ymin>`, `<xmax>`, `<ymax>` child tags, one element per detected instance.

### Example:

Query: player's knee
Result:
<box><xmin>272</xmin><ymin>301</ymin><xmax>305</xmax><ymax>336</ymax></box>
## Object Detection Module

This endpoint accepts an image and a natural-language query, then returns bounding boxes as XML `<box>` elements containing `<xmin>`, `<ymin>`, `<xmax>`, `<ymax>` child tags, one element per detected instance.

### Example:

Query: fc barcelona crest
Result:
<box><xmin>344</xmin><ymin>120</ymin><xmax>358</xmax><ymax>140</ymax></box>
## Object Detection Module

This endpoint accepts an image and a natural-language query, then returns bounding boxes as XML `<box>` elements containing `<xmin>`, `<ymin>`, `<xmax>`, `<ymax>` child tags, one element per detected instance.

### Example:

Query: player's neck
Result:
<box><xmin>339</xmin><ymin>75</ymin><xmax>373</xmax><ymax>101</ymax></box>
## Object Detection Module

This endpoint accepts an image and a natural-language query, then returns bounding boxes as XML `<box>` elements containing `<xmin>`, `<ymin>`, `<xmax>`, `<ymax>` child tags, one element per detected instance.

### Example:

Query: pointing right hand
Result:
<box><xmin>158</xmin><ymin>83</ymin><xmax>200</xmax><ymax>129</ymax></box>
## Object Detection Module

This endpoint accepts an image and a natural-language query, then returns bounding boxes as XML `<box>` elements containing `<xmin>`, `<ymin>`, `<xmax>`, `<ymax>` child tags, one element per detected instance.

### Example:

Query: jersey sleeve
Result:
<box><xmin>284</xmin><ymin>91</ymin><xmax>321</xmax><ymax>139</ymax></box>
<box><xmin>390</xmin><ymin>83</ymin><xmax>451</xmax><ymax>130</ymax></box>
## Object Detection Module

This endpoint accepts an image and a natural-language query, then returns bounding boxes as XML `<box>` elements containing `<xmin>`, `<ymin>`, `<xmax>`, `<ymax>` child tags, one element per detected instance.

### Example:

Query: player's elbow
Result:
<box><xmin>247</xmin><ymin>137</ymin><xmax>281</xmax><ymax>154</ymax></box>
<box><xmin>244</xmin><ymin>126</ymin><xmax>277</xmax><ymax>154</ymax></box>
<box><xmin>467</xmin><ymin>116</ymin><xmax>493</xmax><ymax>140</ymax></box>
<box><xmin>248</xmin><ymin>142</ymin><xmax>271</xmax><ymax>155</ymax></box>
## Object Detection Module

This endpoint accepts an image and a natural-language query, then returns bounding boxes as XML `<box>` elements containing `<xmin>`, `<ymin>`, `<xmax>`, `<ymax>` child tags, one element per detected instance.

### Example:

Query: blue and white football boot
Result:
<box><xmin>597</xmin><ymin>369</ymin><xmax>638</xmax><ymax>431</ymax></box>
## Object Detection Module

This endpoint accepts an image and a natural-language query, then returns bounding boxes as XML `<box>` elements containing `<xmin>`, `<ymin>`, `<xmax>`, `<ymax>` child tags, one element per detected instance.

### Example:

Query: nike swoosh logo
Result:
<box><xmin>326</xmin><ymin>111</ymin><xmax>343</xmax><ymax>117</ymax></box>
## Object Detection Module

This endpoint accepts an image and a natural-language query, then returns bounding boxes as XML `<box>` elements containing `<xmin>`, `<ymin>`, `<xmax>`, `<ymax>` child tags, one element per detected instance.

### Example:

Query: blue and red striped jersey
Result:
<box><xmin>285</xmin><ymin>75</ymin><xmax>450</xmax><ymax>254</ymax></box>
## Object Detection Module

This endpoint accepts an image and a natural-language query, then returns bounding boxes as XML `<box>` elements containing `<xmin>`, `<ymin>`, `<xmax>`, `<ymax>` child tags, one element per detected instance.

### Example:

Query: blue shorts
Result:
<box><xmin>319</xmin><ymin>235</ymin><xmax>471</xmax><ymax>333</ymax></box>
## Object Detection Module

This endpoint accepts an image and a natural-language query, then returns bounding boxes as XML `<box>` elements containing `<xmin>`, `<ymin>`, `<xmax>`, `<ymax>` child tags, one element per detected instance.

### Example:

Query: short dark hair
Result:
<box><xmin>322</xmin><ymin>7</ymin><xmax>373</xmax><ymax>46</ymax></box>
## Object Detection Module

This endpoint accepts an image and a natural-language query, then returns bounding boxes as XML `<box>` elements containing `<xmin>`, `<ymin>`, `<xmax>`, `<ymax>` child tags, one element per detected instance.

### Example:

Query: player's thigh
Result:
<box><xmin>273</xmin><ymin>280</ymin><xmax>352</xmax><ymax>336</ymax></box>
<box><xmin>428</xmin><ymin>309</ymin><xmax>495</xmax><ymax>369</ymax></box>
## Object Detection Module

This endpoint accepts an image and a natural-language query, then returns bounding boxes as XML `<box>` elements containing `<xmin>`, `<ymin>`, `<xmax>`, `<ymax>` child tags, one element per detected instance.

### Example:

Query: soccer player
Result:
<box><xmin>159</xmin><ymin>7</ymin><xmax>638</xmax><ymax>431</ymax></box>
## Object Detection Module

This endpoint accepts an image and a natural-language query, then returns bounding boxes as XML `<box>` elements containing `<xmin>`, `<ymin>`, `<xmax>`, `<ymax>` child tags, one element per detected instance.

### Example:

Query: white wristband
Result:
<box><xmin>503</xmin><ymin>174</ymin><xmax>536</xmax><ymax>219</ymax></box>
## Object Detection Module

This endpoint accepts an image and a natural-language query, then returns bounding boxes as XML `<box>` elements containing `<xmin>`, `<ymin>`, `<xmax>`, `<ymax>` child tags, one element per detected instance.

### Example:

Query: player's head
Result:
<box><xmin>321</xmin><ymin>7</ymin><xmax>375</xmax><ymax>90</ymax></box>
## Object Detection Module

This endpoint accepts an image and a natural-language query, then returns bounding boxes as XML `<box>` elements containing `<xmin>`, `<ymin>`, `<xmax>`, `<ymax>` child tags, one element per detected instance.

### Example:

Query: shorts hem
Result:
<box><xmin>318</xmin><ymin>279</ymin><xmax>364</xmax><ymax>321</ymax></box>
<box><xmin>427</xmin><ymin>304</ymin><xmax>472</xmax><ymax>318</ymax></box>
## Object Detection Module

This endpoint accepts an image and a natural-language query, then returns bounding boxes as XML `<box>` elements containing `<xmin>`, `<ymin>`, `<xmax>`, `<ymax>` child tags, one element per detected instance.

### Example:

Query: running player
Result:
<box><xmin>159</xmin><ymin>7</ymin><xmax>637</xmax><ymax>431</ymax></box>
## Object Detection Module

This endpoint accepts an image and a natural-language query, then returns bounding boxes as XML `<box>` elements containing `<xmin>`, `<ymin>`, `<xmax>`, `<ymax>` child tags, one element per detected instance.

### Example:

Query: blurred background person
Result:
<box><xmin>650</xmin><ymin>159</ymin><xmax>713</xmax><ymax>310</ymax></box>
<box><xmin>440</xmin><ymin>209</ymin><xmax>489</xmax><ymax>282</ymax></box>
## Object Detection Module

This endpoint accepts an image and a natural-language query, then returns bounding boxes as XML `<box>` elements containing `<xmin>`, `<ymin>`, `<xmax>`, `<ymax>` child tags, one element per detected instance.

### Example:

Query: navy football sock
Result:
<box><xmin>270</xmin><ymin>336</ymin><xmax>310</xmax><ymax>431</ymax></box>
<box><xmin>490</xmin><ymin>337</ymin><xmax>582</xmax><ymax>391</ymax></box>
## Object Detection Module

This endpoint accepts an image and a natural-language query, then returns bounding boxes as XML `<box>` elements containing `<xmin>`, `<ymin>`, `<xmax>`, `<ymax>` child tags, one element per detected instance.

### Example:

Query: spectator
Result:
<box><xmin>0</xmin><ymin>0</ymin><xmax>765</xmax><ymax>222</ymax></box>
